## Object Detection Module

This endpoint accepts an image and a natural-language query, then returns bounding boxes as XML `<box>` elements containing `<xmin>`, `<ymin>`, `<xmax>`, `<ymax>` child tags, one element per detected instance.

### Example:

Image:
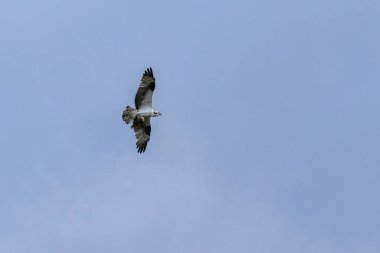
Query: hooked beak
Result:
<box><xmin>158</xmin><ymin>112</ymin><xmax>162</xmax><ymax>116</ymax></box>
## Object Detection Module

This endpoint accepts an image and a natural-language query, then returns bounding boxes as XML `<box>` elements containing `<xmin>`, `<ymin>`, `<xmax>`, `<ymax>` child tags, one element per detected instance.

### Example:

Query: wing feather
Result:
<box><xmin>131</xmin><ymin>116</ymin><xmax>151</xmax><ymax>153</ymax></box>
<box><xmin>135</xmin><ymin>67</ymin><xmax>155</xmax><ymax>109</ymax></box>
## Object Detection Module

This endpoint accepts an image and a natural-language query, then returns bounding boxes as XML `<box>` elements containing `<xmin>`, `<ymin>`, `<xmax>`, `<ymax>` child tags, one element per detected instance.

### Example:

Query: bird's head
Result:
<box><xmin>153</xmin><ymin>111</ymin><xmax>162</xmax><ymax>117</ymax></box>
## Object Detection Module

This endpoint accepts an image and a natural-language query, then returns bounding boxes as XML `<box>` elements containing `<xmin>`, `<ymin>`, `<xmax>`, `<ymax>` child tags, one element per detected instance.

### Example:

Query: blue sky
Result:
<box><xmin>1</xmin><ymin>0</ymin><xmax>380</xmax><ymax>252</ymax></box>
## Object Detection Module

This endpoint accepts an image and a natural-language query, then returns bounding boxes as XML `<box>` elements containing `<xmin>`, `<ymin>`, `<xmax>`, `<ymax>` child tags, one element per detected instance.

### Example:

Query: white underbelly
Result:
<box><xmin>137</xmin><ymin>108</ymin><xmax>154</xmax><ymax>117</ymax></box>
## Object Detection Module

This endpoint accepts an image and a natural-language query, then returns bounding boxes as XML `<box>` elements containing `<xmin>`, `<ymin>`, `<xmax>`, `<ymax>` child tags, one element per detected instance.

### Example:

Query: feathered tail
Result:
<box><xmin>122</xmin><ymin>106</ymin><xmax>137</xmax><ymax>124</ymax></box>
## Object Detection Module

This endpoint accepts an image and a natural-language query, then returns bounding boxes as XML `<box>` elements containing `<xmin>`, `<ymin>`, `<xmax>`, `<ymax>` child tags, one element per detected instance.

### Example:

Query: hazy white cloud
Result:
<box><xmin>2</xmin><ymin>152</ymin><xmax>378</xmax><ymax>253</ymax></box>
<box><xmin>1</xmin><ymin>0</ymin><xmax>380</xmax><ymax>252</ymax></box>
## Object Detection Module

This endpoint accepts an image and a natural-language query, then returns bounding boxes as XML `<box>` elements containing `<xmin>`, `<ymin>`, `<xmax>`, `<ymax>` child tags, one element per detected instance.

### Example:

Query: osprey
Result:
<box><xmin>122</xmin><ymin>67</ymin><xmax>162</xmax><ymax>153</ymax></box>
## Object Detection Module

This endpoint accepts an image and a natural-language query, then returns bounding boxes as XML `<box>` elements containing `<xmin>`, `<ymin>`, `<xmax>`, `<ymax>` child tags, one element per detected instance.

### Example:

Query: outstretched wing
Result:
<box><xmin>131</xmin><ymin>116</ymin><xmax>151</xmax><ymax>153</ymax></box>
<box><xmin>135</xmin><ymin>67</ymin><xmax>155</xmax><ymax>109</ymax></box>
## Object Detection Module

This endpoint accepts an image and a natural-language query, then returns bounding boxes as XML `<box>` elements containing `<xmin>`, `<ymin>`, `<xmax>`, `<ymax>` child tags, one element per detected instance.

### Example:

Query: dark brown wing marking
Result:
<box><xmin>135</xmin><ymin>67</ymin><xmax>155</xmax><ymax>109</ymax></box>
<box><xmin>131</xmin><ymin>116</ymin><xmax>151</xmax><ymax>153</ymax></box>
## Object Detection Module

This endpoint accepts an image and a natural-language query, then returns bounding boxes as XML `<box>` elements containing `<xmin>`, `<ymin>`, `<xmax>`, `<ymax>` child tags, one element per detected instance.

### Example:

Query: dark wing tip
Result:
<box><xmin>143</xmin><ymin>67</ymin><xmax>154</xmax><ymax>78</ymax></box>
<box><xmin>137</xmin><ymin>143</ymin><xmax>147</xmax><ymax>153</ymax></box>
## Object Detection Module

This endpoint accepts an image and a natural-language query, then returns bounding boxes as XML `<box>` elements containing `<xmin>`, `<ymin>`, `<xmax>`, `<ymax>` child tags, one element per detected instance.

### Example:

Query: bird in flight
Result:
<box><xmin>122</xmin><ymin>67</ymin><xmax>162</xmax><ymax>153</ymax></box>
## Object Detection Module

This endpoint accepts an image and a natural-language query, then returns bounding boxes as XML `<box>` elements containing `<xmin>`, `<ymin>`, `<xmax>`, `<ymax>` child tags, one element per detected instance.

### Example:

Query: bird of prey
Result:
<box><xmin>122</xmin><ymin>67</ymin><xmax>162</xmax><ymax>153</ymax></box>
